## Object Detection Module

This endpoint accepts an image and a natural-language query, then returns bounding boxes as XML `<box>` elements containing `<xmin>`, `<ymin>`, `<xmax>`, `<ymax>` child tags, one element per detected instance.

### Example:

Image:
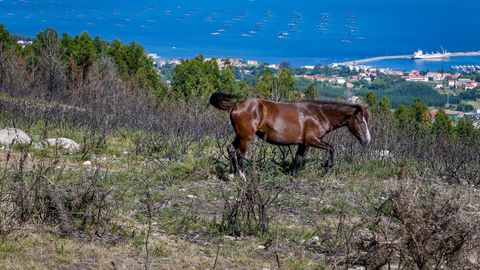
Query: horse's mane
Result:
<box><xmin>301</xmin><ymin>99</ymin><xmax>369</xmax><ymax>120</ymax></box>
<box><xmin>301</xmin><ymin>99</ymin><xmax>364</xmax><ymax>111</ymax></box>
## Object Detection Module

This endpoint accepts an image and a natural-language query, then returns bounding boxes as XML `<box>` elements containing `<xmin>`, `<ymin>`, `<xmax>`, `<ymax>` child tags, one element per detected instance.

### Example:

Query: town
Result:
<box><xmin>149</xmin><ymin>54</ymin><xmax>480</xmax><ymax>128</ymax></box>
<box><xmin>148</xmin><ymin>54</ymin><xmax>479</xmax><ymax>91</ymax></box>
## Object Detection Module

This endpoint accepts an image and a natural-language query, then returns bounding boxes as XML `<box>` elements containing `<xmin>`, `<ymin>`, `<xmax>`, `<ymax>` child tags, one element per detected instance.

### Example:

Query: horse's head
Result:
<box><xmin>347</xmin><ymin>107</ymin><xmax>371</xmax><ymax>146</ymax></box>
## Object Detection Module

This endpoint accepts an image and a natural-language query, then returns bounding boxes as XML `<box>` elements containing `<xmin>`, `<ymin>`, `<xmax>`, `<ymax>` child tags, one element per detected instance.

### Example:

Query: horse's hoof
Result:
<box><xmin>228</xmin><ymin>173</ymin><xmax>235</xmax><ymax>181</ymax></box>
<box><xmin>322</xmin><ymin>160</ymin><xmax>332</xmax><ymax>170</ymax></box>
<box><xmin>239</xmin><ymin>171</ymin><xmax>247</xmax><ymax>182</ymax></box>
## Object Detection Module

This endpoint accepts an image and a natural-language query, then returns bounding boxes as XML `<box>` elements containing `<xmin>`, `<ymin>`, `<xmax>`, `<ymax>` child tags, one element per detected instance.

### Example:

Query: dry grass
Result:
<box><xmin>0</xmin><ymin>151</ymin><xmax>479</xmax><ymax>269</ymax></box>
<box><xmin>0</xmin><ymin>225</ymin><xmax>301</xmax><ymax>269</ymax></box>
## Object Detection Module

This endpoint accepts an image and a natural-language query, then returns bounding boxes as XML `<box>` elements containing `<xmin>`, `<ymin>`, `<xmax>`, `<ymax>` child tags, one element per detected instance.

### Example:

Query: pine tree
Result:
<box><xmin>456</xmin><ymin>117</ymin><xmax>476</xmax><ymax>139</ymax></box>
<box><xmin>377</xmin><ymin>96</ymin><xmax>392</xmax><ymax>117</ymax></box>
<box><xmin>93</xmin><ymin>35</ymin><xmax>107</xmax><ymax>54</ymax></box>
<box><xmin>275</xmin><ymin>68</ymin><xmax>296</xmax><ymax>101</ymax></box>
<box><xmin>304</xmin><ymin>83</ymin><xmax>318</xmax><ymax>100</ymax></box>
<box><xmin>256</xmin><ymin>69</ymin><xmax>275</xmax><ymax>99</ymax></box>
<box><xmin>171</xmin><ymin>55</ymin><xmax>225</xmax><ymax>100</ymax></box>
<box><xmin>107</xmin><ymin>39</ymin><xmax>129</xmax><ymax>77</ymax></box>
<box><xmin>60</xmin><ymin>33</ymin><xmax>75</xmax><ymax>63</ymax></box>
<box><xmin>431</xmin><ymin>109</ymin><xmax>454</xmax><ymax>136</ymax></box>
<box><xmin>72</xmin><ymin>32</ymin><xmax>97</xmax><ymax>78</ymax></box>
<box><xmin>409</xmin><ymin>98</ymin><xmax>431</xmax><ymax>128</ymax></box>
<box><xmin>364</xmin><ymin>91</ymin><xmax>377</xmax><ymax>108</ymax></box>
<box><xmin>0</xmin><ymin>24</ymin><xmax>16</xmax><ymax>50</ymax></box>
<box><xmin>238</xmin><ymin>80</ymin><xmax>251</xmax><ymax>97</ymax></box>
<box><xmin>220</xmin><ymin>66</ymin><xmax>239</xmax><ymax>95</ymax></box>
<box><xmin>394</xmin><ymin>104</ymin><xmax>408</xmax><ymax>125</ymax></box>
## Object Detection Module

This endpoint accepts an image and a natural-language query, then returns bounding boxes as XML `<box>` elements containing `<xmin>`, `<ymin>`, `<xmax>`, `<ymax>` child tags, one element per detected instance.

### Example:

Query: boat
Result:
<box><xmin>412</xmin><ymin>48</ymin><xmax>450</xmax><ymax>59</ymax></box>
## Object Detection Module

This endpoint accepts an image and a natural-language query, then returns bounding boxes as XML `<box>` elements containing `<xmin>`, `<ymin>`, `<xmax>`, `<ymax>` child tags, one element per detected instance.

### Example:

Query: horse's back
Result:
<box><xmin>231</xmin><ymin>99</ymin><xmax>321</xmax><ymax>145</ymax></box>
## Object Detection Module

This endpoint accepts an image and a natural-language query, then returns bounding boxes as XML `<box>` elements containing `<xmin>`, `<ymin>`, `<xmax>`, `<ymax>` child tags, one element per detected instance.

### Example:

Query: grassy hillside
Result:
<box><xmin>1</xmin><ymin>94</ymin><xmax>479</xmax><ymax>269</ymax></box>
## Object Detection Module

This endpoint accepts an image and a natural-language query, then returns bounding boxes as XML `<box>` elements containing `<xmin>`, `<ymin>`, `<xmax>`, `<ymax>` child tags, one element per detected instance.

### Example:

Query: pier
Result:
<box><xmin>337</xmin><ymin>51</ymin><xmax>480</xmax><ymax>66</ymax></box>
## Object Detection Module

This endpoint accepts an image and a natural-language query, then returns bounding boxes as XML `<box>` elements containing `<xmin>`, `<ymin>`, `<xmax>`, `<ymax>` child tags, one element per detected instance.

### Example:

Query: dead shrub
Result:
<box><xmin>220</xmin><ymin>142</ymin><xmax>288</xmax><ymax>237</ymax></box>
<box><xmin>342</xmin><ymin>178</ymin><xmax>480</xmax><ymax>269</ymax></box>
<box><xmin>389</xmin><ymin>180</ymin><xmax>477</xmax><ymax>269</ymax></box>
<box><xmin>0</xmin><ymin>147</ymin><xmax>125</xmax><ymax>242</ymax></box>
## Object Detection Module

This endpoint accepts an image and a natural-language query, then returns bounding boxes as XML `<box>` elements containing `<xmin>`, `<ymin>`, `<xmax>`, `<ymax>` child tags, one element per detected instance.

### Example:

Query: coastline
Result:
<box><xmin>150</xmin><ymin>49</ymin><xmax>480</xmax><ymax>72</ymax></box>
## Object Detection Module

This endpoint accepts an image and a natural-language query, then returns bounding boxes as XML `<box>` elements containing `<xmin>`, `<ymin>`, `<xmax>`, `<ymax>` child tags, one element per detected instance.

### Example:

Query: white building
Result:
<box><xmin>336</xmin><ymin>78</ymin><xmax>346</xmax><ymax>85</ymax></box>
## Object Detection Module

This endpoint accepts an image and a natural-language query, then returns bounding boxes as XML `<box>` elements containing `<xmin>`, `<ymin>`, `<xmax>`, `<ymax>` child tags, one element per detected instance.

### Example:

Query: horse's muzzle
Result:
<box><xmin>361</xmin><ymin>137</ymin><xmax>371</xmax><ymax>146</ymax></box>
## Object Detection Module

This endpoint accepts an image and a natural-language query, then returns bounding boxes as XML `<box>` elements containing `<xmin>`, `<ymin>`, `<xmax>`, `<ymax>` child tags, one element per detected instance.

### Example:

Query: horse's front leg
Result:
<box><xmin>291</xmin><ymin>144</ymin><xmax>308</xmax><ymax>177</ymax></box>
<box><xmin>322</xmin><ymin>143</ymin><xmax>334</xmax><ymax>173</ymax></box>
<box><xmin>306</xmin><ymin>137</ymin><xmax>334</xmax><ymax>173</ymax></box>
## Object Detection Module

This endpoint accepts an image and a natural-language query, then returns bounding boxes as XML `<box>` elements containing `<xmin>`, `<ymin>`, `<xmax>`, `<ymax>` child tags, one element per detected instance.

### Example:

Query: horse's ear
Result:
<box><xmin>353</xmin><ymin>107</ymin><xmax>363</xmax><ymax>118</ymax></box>
<box><xmin>354</xmin><ymin>106</ymin><xmax>369</xmax><ymax>121</ymax></box>
<box><xmin>363</xmin><ymin>107</ymin><xmax>370</xmax><ymax>122</ymax></box>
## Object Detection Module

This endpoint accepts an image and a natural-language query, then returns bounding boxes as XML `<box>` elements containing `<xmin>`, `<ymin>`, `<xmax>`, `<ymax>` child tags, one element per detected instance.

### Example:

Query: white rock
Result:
<box><xmin>187</xmin><ymin>194</ymin><xmax>197</xmax><ymax>199</ymax></box>
<box><xmin>348</xmin><ymin>267</ymin><xmax>365</xmax><ymax>270</ymax></box>
<box><xmin>468</xmin><ymin>251</ymin><xmax>479</xmax><ymax>265</ymax></box>
<box><xmin>36</xmin><ymin>138</ymin><xmax>80</xmax><ymax>152</ymax></box>
<box><xmin>371</xmin><ymin>149</ymin><xmax>392</xmax><ymax>158</ymax></box>
<box><xmin>83</xmin><ymin>160</ymin><xmax>92</xmax><ymax>166</ymax></box>
<box><xmin>0</xmin><ymin>128</ymin><xmax>31</xmax><ymax>146</ymax></box>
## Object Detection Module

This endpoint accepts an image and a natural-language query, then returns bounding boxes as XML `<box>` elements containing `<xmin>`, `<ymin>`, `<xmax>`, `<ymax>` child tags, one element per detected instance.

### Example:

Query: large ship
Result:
<box><xmin>412</xmin><ymin>48</ymin><xmax>450</xmax><ymax>59</ymax></box>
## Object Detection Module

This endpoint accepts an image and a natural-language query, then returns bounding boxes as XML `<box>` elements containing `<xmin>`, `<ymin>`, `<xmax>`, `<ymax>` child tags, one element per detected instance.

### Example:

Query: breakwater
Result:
<box><xmin>337</xmin><ymin>51</ymin><xmax>480</xmax><ymax>66</ymax></box>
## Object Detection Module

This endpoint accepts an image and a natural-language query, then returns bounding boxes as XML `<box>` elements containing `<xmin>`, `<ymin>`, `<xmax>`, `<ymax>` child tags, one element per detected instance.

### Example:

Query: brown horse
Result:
<box><xmin>210</xmin><ymin>92</ymin><xmax>371</xmax><ymax>178</ymax></box>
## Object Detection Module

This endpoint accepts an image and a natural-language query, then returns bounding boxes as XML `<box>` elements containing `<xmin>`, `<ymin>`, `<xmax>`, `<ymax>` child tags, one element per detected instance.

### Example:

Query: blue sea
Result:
<box><xmin>1</xmin><ymin>0</ymin><xmax>480</xmax><ymax>71</ymax></box>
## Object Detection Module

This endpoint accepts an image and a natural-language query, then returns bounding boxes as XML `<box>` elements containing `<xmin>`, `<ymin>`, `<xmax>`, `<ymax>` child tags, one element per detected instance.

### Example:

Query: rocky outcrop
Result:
<box><xmin>0</xmin><ymin>128</ymin><xmax>32</xmax><ymax>146</ymax></box>
<box><xmin>35</xmin><ymin>138</ymin><xmax>81</xmax><ymax>152</ymax></box>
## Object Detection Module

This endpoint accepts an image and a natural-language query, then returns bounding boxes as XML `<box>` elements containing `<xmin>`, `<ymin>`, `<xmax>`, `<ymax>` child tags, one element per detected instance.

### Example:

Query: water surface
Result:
<box><xmin>1</xmin><ymin>0</ymin><xmax>479</xmax><ymax>69</ymax></box>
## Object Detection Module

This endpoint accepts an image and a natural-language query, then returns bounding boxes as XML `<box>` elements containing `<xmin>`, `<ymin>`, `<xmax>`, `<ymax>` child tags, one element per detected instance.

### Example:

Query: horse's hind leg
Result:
<box><xmin>291</xmin><ymin>145</ymin><xmax>308</xmax><ymax>177</ymax></box>
<box><xmin>236</xmin><ymin>138</ymin><xmax>251</xmax><ymax>181</ymax></box>
<box><xmin>227</xmin><ymin>137</ymin><xmax>240</xmax><ymax>179</ymax></box>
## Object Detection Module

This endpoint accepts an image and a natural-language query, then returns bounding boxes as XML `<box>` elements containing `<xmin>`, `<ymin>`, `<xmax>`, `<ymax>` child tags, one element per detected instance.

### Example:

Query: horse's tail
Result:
<box><xmin>209</xmin><ymin>92</ymin><xmax>241</xmax><ymax>110</ymax></box>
